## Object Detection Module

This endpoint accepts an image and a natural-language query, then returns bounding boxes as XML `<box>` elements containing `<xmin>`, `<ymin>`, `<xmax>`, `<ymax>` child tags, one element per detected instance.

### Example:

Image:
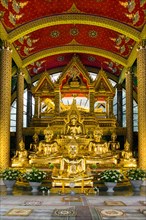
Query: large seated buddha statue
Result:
<box><xmin>86</xmin><ymin>127</ymin><xmax>119</xmax><ymax>165</ymax></box>
<box><xmin>29</xmin><ymin>125</ymin><xmax>62</xmax><ymax>166</ymax></box>
<box><xmin>62</xmin><ymin>99</ymin><xmax>86</xmax><ymax>140</ymax></box>
<box><xmin>52</xmin><ymin>138</ymin><xmax>93</xmax><ymax>190</ymax></box>
<box><xmin>65</xmin><ymin>113</ymin><xmax>83</xmax><ymax>136</ymax></box>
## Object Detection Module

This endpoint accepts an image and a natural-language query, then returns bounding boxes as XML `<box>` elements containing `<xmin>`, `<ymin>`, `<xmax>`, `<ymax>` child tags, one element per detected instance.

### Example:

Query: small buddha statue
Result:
<box><xmin>88</xmin><ymin>128</ymin><xmax>109</xmax><ymax>156</ymax></box>
<box><xmin>120</xmin><ymin>140</ymin><xmax>137</xmax><ymax>168</ymax></box>
<box><xmin>11</xmin><ymin>139</ymin><xmax>29</xmax><ymax>167</ymax></box>
<box><xmin>29</xmin><ymin>133</ymin><xmax>39</xmax><ymax>153</ymax></box>
<box><xmin>108</xmin><ymin>132</ymin><xmax>120</xmax><ymax>151</ymax></box>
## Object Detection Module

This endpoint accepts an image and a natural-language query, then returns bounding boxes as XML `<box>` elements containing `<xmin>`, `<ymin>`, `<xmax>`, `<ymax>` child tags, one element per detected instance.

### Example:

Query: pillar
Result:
<box><xmin>27</xmin><ymin>84</ymin><xmax>32</xmax><ymax>126</ymax></box>
<box><xmin>89</xmin><ymin>89</ymin><xmax>95</xmax><ymax>113</ymax></box>
<box><xmin>109</xmin><ymin>97</ymin><xmax>113</xmax><ymax>118</ymax></box>
<box><xmin>54</xmin><ymin>89</ymin><xmax>60</xmax><ymax>114</ymax></box>
<box><xmin>106</xmin><ymin>97</ymin><xmax>113</xmax><ymax>118</ymax></box>
<box><xmin>0</xmin><ymin>41</ymin><xmax>12</xmax><ymax>170</ymax></box>
<box><xmin>117</xmin><ymin>84</ymin><xmax>123</xmax><ymax>126</ymax></box>
<box><xmin>34</xmin><ymin>95</ymin><xmax>40</xmax><ymax>118</ymax></box>
<box><xmin>137</xmin><ymin>40</ymin><xmax>146</xmax><ymax>169</ymax></box>
<box><xmin>16</xmin><ymin>70</ymin><xmax>24</xmax><ymax>149</ymax></box>
<box><xmin>125</xmin><ymin>69</ymin><xmax>133</xmax><ymax>150</ymax></box>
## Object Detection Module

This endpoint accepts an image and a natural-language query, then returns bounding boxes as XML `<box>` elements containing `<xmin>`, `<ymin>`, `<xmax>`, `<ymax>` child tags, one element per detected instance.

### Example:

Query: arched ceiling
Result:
<box><xmin>0</xmin><ymin>0</ymin><xmax>146</xmax><ymax>87</ymax></box>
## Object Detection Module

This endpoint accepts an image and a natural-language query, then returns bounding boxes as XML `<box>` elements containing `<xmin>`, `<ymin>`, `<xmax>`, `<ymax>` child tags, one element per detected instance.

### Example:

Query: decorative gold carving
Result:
<box><xmin>22</xmin><ymin>45</ymin><xmax>127</xmax><ymax>68</ymax></box>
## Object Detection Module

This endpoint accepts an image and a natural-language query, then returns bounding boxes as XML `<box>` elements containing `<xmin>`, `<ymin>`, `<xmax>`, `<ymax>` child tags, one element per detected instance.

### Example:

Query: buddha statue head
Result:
<box><xmin>111</xmin><ymin>132</ymin><xmax>117</xmax><ymax>141</ymax></box>
<box><xmin>67</xmin><ymin>139</ymin><xmax>79</xmax><ymax>158</ymax></box>
<box><xmin>69</xmin><ymin>113</ymin><xmax>78</xmax><ymax>125</ymax></box>
<box><xmin>93</xmin><ymin>127</ymin><xmax>103</xmax><ymax>141</ymax></box>
<box><xmin>44</xmin><ymin>125</ymin><xmax>54</xmax><ymax>141</ymax></box>
<box><xmin>19</xmin><ymin>139</ymin><xmax>25</xmax><ymax>150</ymax></box>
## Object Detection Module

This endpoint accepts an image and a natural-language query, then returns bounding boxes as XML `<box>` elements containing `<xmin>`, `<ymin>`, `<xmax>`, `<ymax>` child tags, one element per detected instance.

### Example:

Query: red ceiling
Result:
<box><xmin>0</xmin><ymin>0</ymin><xmax>146</xmax><ymax>79</ymax></box>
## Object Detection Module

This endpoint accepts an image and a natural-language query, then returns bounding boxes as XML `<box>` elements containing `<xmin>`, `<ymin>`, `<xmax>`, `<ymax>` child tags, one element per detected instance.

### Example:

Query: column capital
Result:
<box><xmin>0</xmin><ymin>40</ymin><xmax>12</xmax><ymax>52</ymax></box>
<box><xmin>137</xmin><ymin>39</ymin><xmax>146</xmax><ymax>51</ymax></box>
<box><xmin>125</xmin><ymin>68</ymin><xmax>134</xmax><ymax>76</ymax></box>
<box><xmin>17</xmin><ymin>69</ymin><xmax>25</xmax><ymax>77</ymax></box>
<box><xmin>116</xmin><ymin>83</ymin><xmax>122</xmax><ymax>91</ymax></box>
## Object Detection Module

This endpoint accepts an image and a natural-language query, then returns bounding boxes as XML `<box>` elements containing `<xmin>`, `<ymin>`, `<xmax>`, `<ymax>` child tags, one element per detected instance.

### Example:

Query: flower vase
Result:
<box><xmin>130</xmin><ymin>180</ymin><xmax>143</xmax><ymax>192</ymax></box>
<box><xmin>42</xmin><ymin>190</ymin><xmax>45</xmax><ymax>195</ymax></box>
<box><xmin>3</xmin><ymin>180</ymin><xmax>16</xmax><ymax>191</ymax></box>
<box><xmin>29</xmin><ymin>182</ymin><xmax>41</xmax><ymax>193</ymax></box>
<box><xmin>104</xmin><ymin>182</ymin><xmax>117</xmax><ymax>192</ymax></box>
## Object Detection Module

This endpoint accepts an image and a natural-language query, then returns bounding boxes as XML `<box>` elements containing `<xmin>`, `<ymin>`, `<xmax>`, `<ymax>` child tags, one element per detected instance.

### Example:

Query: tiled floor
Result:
<box><xmin>0</xmin><ymin>184</ymin><xmax>146</xmax><ymax>220</ymax></box>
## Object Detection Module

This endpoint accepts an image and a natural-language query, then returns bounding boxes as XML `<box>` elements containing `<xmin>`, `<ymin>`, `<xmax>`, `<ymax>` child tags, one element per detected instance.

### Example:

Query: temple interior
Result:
<box><xmin>0</xmin><ymin>1</ymin><xmax>146</xmax><ymax>218</ymax></box>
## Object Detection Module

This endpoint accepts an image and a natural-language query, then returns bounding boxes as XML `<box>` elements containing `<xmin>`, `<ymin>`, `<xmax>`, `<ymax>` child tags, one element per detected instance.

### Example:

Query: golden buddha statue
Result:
<box><xmin>52</xmin><ymin>138</ymin><xmax>93</xmax><ymax>192</ymax></box>
<box><xmin>87</xmin><ymin>127</ymin><xmax>119</xmax><ymax>165</ymax></box>
<box><xmin>11</xmin><ymin>139</ymin><xmax>29</xmax><ymax>167</ymax></box>
<box><xmin>65</xmin><ymin>113</ymin><xmax>83</xmax><ymax>137</ymax></box>
<box><xmin>108</xmin><ymin>132</ymin><xmax>120</xmax><ymax>151</ymax></box>
<box><xmin>88</xmin><ymin>128</ymin><xmax>108</xmax><ymax>155</ymax></box>
<box><xmin>29</xmin><ymin>125</ymin><xmax>61</xmax><ymax>166</ymax></box>
<box><xmin>38</xmin><ymin>125</ymin><xmax>60</xmax><ymax>156</ymax></box>
<box><xmin>29</xmin><ymin>133</ymin><xmax>39</xmax><ymax>153</ymax></box>
<box><xmin>120</xmin><ymin>140</ymin><xmax>137</xmax><ymax>168</ymax></box>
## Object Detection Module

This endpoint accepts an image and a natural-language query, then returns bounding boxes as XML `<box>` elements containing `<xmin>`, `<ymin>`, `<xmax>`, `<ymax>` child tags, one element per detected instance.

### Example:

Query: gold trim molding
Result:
<box><xmin>22</xmin><ymin>45</ymin><xmax>127</xmax><ymax>68</ymax></box>
<box><xmin>7</xmin><ymin>14</ymin><xmax>140</xmax><ymax>43</ymax></box>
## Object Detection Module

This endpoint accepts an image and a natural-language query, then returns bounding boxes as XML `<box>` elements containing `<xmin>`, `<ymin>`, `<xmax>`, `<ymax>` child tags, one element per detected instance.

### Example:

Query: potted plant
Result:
<box><xmin>49</xmin><ymin>163</ymin><xmax>54</xmax><ymax>169</ymax></box>
<box><xmin>99</xmin><ymin>169</ymin><xmax>124</xmax><ymax>192</ymax></box>
<box><xmin>2</xmin><ymin>168</ymin><xmax>21</xmax><ymax>191</ymax></box>
<box><xmin>23</xmin><ymin>168</ymin><xmax>47</xmax><ymax>192</ymax></box>
<box><xmin>39</xmin><ymin>186</ymin><xmax>50</xmax><ymax>195</ymax></box>
<box><xmin>90</xmin><ymin>164</ymin><xmax>97</xmax><ymax>170</ymax></box>
<box><xmin>126</xmin><ymin>168</ymin><xmax>146</xmax><ymax>192</ymax></box>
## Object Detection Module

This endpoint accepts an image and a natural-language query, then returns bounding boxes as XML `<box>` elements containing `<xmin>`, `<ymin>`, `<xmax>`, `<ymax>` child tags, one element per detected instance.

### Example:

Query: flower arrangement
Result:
<box><xmin>23</xmin><ymin>168</ymin><xmax>47</xmax><ymax>182</ymax></box>
<box><xmin>126</xmin><ymin>168</ymin><xmax>146</xmax><ymax>180</ymax></box>
<box><xmin>2</xmin><ymin>168</ymin><xmax>21</xmax><ymax>180</ymax></box>
<box><xmin>94</xmin><ymin>186</ymin><xmax>99</xmax><ymax>192</ymax></box>
<box><xmin>100</xmin><ymin>169</ymin><xmax>124</xmax><ymax>183</ymax></box>
<box><xmin>39</xmin><ymin>186</ymin><xmax>49</xmax><ymax>192</ymax></box>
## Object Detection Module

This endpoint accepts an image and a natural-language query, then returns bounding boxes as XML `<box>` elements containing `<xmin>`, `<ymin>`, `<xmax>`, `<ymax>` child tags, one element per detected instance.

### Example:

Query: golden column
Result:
<box><xmin>34</xmin><ymin>95</ymin><xmax>40</xmax><ymax>118</ymax></box>
<box><xmin>108</xmin><ymin>97</ymin><xmax>113</xmax><ymax>118</ymax></box>
<box><xmin>0</xmin><ymin>41</ymin><xmax>12</xmax><ymax>170</ymax></box>
<box><xmin>117</xmin><ymin>84</ymin><xmax>123</xmax><ymax>127</ymax></box>
<box><xmin>106</xmin><ymin>97</ymin><xmax>113</xmax><ymax>118</ymax></box>
<box><xmin>27</xmin><ymin>84</ymin><xmax>32</xmax><ymax>126</ymax></box>
<box><xmin>125</xmin><ymin>69</ymin><xmax>133</xmax><ymax>150</ymax></box>
<box><xmin>89</xmin><ymin>87</ymin><xmax>95</xmax><ymax>113</ymax></box>
<box><xmin>54</xmin><ymin>88</ymin><xmax>60</xmax><ymax>114</ymax></box>
<box><xmin>16</xmin><ymin>70</ymin><xmax>25</xmax><ymax>149</ymax></box>
<box><xmin>137</xmin><ymin>40</ymin><xmax>146</xmax><ymax>169</ymax></box>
